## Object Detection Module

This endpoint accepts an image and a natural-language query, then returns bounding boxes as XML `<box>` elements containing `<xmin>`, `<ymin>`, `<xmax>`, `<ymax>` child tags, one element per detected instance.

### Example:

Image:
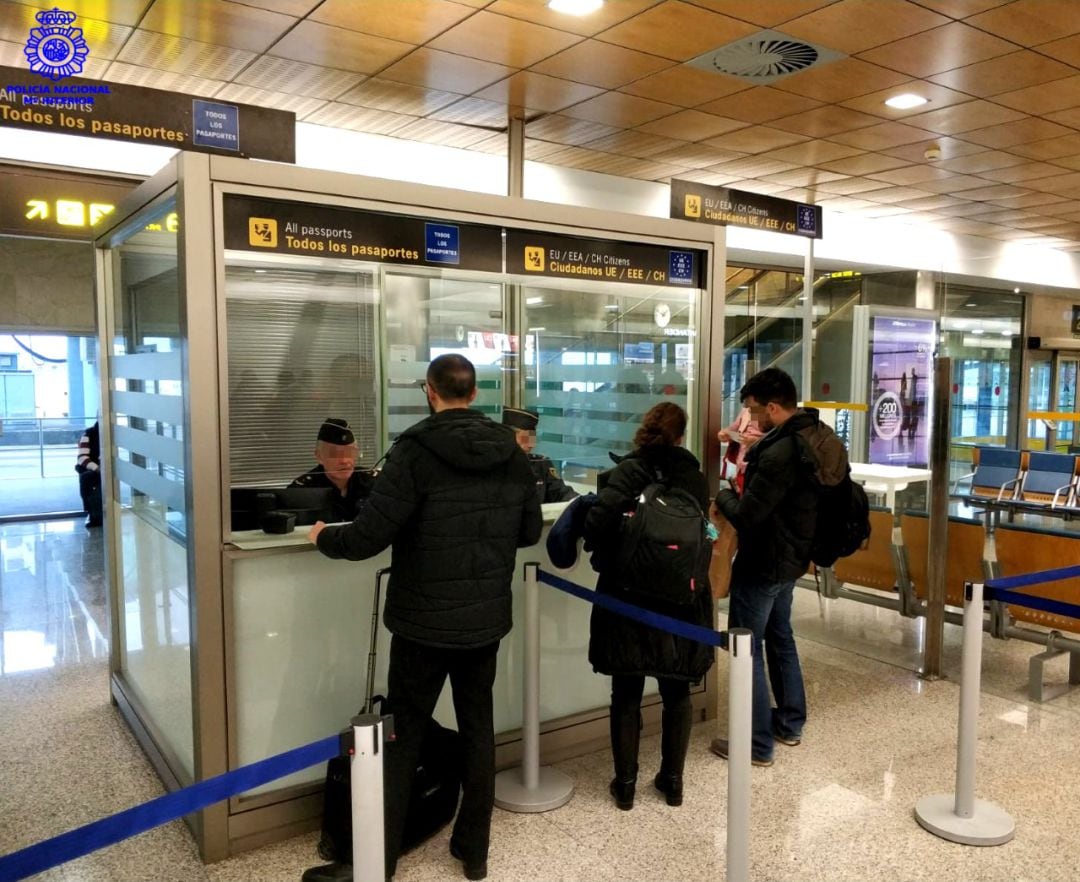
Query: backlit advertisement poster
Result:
<box><xmin>868</xmin><ymin>317</ymin><xmax>936</xmax><ymax>466</ymax></box>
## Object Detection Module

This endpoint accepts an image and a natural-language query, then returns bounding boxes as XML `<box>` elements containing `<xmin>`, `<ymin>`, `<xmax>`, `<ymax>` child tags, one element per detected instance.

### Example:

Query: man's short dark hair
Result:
<box><xmin>427</xmin><ymin>354</ymin><xmax>476</xmax><ymax>401</ymax></box>
<box><xmin>740</xmin><ymin>367</ymin><xmax>797</xmax><ymax>409</ymax></box>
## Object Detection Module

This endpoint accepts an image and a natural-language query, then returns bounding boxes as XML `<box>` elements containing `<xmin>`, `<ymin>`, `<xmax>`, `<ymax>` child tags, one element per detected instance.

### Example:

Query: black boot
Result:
<box><xmin>608</xmin><ymin>703</ymin><xmax>640</xmax><ymax>810</ymax></box>
<box><xmin>654</xmin><ymin>704</ymin><xmax>692</xmax><ymax>807</ymax></box>
<box><xmin>301</xmin><ymin>862</ymin><xmax>353</xmax><ymax>882</ymax></box>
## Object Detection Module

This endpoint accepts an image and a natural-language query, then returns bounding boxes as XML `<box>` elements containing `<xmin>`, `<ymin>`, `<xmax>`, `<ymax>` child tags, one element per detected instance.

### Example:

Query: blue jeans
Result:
<box><xmin>727</xmin><ymin>579</ymin><xmax>806</xmax><ymax>761</ymax></box>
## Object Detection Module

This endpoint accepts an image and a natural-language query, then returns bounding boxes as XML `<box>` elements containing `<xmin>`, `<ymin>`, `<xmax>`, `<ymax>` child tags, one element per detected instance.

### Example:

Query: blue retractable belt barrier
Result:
<box><xmin>0</xmin><ymin>734</ymin><xmax>339</xmax><ymax>882</ymax></box>
<box><xmin>981</xmin><ymin>586</ymin><xmax>1080</xmax><ymax>621</ymax></box>
<box><xmin>985</xmin><ymin>563</ymin><xmax>1080</xmax><ymax>592</ymax></box>
<box><xmin>537</xmin><ymin>568</ymin><xmax>730</xmax><ymax>650</ymax></box>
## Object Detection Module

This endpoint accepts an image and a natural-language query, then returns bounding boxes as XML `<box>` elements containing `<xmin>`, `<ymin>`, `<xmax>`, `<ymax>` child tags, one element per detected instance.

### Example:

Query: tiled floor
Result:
<box><xmin>1</xmin><ymin>519</ymin><xmax>1078</xmax><ymax>882</ymax></box>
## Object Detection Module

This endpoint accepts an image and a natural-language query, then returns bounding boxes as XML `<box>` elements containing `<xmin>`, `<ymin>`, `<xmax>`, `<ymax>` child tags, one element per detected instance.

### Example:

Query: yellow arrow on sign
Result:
<box><xmin>25</xmin><ymin>199</ymin><xmax>48</xmax><ymax>220</ymax></box>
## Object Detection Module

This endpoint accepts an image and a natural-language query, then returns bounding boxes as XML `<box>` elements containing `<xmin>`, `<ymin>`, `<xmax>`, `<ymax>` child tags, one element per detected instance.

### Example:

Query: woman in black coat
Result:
<box><xmin>583</xmin><ymin>402</ymin><xmax>714</xmax><ymax>811</ymax></box>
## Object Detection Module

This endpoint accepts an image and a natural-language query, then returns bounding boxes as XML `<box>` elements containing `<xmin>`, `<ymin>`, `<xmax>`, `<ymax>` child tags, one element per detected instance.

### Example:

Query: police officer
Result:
<box><xmin>290</xmin><ymin>418</ymin><xmax>375</xmax><ymax>522</ymax></box>
<box><xmin>502</xmin><ymin>407</ymin><xmax>578</xmax><ymax>503</ymax></box>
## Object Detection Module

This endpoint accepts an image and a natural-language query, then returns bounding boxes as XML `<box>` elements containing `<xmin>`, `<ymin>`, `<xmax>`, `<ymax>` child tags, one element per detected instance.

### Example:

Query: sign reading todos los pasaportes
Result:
<box><xmin>223</xmin><ymin>196</ymin><xmax>504</xmax><ymax>271</ymax></box>
<box><xmin>670</xmin><ymin>178</ymin><xmax>822</xmax><ymax>239</ymax></box>
<box><xmin>505</xmin><ymin>230</ymin><xmax>705</xmax><ymax>288</ymax></box>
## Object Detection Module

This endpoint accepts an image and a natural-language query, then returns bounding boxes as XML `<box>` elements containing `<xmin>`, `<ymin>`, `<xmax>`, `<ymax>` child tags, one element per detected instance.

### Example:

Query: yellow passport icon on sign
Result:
<box><xmin>524</xmin><ymin>246</ymin><xmax>544</xmax><ymax>272</ymax></box>
<box><xmin>684</xmin><ymin>194</ymin><xmax>701</xmax><ymax>219</ymax></box>
<box><xmin>249</xmin><ymin>217</ymin><xmax>277</xmax><ymax>247</ymax></box>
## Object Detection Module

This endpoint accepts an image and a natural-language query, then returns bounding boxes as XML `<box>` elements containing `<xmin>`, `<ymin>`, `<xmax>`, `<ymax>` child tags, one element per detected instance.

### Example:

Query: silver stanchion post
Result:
<box><xmin>726</xmin><ymin>628</ymin><xmax>752</xmax><ymax>882</ymax></box>
<box><xmin>915</xmin><ymin>581</ymin><xmax>1014</xmax><ymax>845</ymax></box>
<box><xmin>494</xmin><ymin>563</ymin><xmax>575</xmax><ymax>811</ymax></box>
<box><xmin>351</xmin><ymin>713</ymin><xmax>387</xmax><ymax>882</ymax></box>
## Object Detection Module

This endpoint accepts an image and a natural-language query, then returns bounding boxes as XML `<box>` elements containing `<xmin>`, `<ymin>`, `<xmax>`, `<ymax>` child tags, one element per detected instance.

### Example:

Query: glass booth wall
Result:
<box><xmin>107</xmin><ymin>197</ymin><xmax>194</xmax><ymax>779</ymax></box>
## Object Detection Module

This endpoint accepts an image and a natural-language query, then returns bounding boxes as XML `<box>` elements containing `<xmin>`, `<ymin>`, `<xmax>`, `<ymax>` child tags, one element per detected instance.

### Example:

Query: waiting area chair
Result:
<box><xmin>952</xmin><ymin>447</ymin><xmax>1024</xmax><ymax>501</ymax></box>
<box><xmin>1016</xmin><ymin>452</ymin><xmax>1080</xmax><ymax>509</ymax></box>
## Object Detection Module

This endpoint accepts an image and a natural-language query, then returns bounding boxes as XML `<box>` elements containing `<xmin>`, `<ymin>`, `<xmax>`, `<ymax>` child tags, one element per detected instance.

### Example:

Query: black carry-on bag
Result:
<box><xmin>316</xmin><ymin>568</ymin><xmax>463</xmax><ymax>863</ymax></box>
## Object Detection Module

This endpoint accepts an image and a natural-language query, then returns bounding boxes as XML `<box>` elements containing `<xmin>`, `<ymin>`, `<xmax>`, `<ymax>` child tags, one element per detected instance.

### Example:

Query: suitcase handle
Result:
<box><xmin>362</xmin><ymin>568</ymin><xmax>390</xmax><ymax>714</ymax></box>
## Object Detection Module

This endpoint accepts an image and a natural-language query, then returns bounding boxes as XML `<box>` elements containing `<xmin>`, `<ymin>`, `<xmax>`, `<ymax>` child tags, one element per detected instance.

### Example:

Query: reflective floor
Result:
<box><xmin>1</xmin><ymin>520</ymin><xmax>1078</xmax><ymax>881</ymax></box>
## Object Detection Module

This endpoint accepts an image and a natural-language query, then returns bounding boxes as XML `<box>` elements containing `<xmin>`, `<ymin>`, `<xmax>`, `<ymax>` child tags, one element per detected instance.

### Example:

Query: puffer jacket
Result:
<box><xmin>316</xmin><ymin>408</ymin><xmax>543</xmax><ymax>648</ymax></box>
<box><xmin>715</xmin><ymin>408</ymin><xmax>819</xmax><ymax>585</ymax></box>
<box><xmin>583</xmin><ymin>444</ymin><xmax>714</xmax><ymax>682</ymax></box>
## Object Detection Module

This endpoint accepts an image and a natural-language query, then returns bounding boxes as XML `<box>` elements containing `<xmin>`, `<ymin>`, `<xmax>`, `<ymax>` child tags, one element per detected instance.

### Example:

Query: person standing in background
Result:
<box><xmin>76</xmin><ymin>421</ymin><xmax>102</xmax><ymax>528</ymax></box>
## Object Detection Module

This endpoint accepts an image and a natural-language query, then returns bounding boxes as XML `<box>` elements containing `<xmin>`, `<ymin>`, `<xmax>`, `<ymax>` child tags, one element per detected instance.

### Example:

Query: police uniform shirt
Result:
<box><xmin>289</xmin><ymin>465</ymin><xmax>375</xmax><ymax>522</ymax></box>
<box><xmin>528</xmin><ymin>454</ymin><xmax>578</xmax><ymax>503</ymax></box>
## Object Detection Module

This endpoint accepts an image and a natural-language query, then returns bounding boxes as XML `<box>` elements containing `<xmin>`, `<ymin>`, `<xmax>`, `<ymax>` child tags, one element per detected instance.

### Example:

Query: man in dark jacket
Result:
<box><xmin>710</xmin><ymin>368</ymin><xmax>816</xmax><ymax>767</ymax></box>
<box><xmin>307</xmin><ymin>354</ymin><xmax>542</xmax><ymax>882</ymax></box>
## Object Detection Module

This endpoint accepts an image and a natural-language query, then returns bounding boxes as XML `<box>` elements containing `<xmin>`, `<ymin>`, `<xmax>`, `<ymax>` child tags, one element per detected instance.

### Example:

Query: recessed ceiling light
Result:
<box><xmin>885</xmin><ymin>93</ymin><xmax>928</xmax><ymax>110</ymax></box>
<box><xmin>548</xmin><ymin>0</ymin><xmax>603</xmax><ymax>14</ymax></box>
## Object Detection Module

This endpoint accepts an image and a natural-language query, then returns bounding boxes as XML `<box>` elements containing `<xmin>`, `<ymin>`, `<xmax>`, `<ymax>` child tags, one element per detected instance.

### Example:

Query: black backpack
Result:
<box><xmin>793</xmin><ymin>423</ymin><xmax>871</xmax><ymax>568</ymax></box>
<box><xmin>616</xmin><ymin>466</ymin><xmax>707</xmax><ymax>605</ymax></box>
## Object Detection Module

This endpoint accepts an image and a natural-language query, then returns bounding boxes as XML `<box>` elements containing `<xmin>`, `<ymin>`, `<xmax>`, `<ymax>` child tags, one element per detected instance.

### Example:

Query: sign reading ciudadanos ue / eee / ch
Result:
<box><xmin>0</xmin><ymin>7</ymin><xmax>295</xmax><ymax>162</ymax></box>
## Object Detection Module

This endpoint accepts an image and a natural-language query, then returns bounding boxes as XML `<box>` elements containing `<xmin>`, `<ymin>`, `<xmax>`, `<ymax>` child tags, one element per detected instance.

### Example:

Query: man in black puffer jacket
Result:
<box><xmin>710</xmin><ymin>368</ymin><xmax>817</xmax><ymax>769</ymax></box>
<box><xmin>309</xmin><ymin>355</ymin><xmax>542</xmax><ymax>881</ymax></box>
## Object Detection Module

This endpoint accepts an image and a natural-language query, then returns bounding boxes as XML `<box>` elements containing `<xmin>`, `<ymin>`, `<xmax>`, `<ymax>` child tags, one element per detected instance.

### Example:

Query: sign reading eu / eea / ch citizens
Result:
<box><xmin>670</xmin><ymin>178</ymin><xmax>822</xmax><ymax>239</ymax></box>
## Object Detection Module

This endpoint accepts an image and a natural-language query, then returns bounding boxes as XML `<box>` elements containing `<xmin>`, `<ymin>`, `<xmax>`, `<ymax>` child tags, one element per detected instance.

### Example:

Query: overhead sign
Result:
<box><xmin>0</xmin><ymin>63</ymin><xmax>295</xmax><ymax>162</ymax></box>
<box><xmin>506</xmin><ymin>230</ymin><xmax>705</xmax><ymax>288</ymax></box>
<box><xmin>223</xmin><ymin>196</ymin><xmax>503</xmax><ymax>271</ymax></box>
<box><xmin>0</xmin><ymin>165</ymin><xmax>142</xmax><ymax>239</ymax></box>
<box><xmin>670</xmin><ymin>179</ymin><xmax>822</xmax><ymax>239</ymax></box>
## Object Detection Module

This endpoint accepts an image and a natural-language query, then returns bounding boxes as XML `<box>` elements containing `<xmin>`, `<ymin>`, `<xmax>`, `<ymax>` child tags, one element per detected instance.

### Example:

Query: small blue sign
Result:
<box><xmin>425</xmin><ymin>223</ymin><xmax>460</xmax><ymax>265</ymax></box>
<box><xmin>669</xmin><ymin>250</ymin><xmax>694</xmax><ymax>286</ymax></box>
<box><xmin>192</xmin><ymin>100</ymin><xmax>240</xmax><ymax>151</ymax></box>
<box><xmin>797</xmin><ymin>204</ymin><xmax>818</xmax><ymax>236</ymax></box>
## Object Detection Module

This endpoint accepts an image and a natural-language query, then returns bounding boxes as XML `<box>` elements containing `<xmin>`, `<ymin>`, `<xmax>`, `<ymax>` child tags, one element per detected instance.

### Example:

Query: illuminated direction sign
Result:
<box><xmin>670</xmin><ymin>178</ymin><xmax>823</xmax><ymax>239</ymax></box>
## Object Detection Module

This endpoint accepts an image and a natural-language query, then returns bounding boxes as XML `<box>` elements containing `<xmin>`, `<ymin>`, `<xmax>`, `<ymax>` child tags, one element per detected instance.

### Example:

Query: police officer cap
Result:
<box><xmin>502</xmin><ymin>407</ymin><xmax>538</xmax><ymax>431</ymax></box>
<box><xmin>317</xmin><ymin>418</ymin><xmax>355</xmax><ymax>445</ymax></box>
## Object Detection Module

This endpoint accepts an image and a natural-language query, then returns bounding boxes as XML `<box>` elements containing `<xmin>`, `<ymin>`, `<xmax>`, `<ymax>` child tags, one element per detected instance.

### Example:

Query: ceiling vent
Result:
<box><xmin>687</xmin><ymin>29</ymin><xmax>845</xmax><ymax>84</ymax></box>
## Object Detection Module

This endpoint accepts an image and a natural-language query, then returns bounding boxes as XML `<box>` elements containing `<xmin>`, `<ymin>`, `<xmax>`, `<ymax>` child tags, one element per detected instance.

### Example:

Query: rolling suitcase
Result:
<box><xmin>316</xmin><ymin>568</ymin><xmax>463</xmax><ymax>864</ymax></box>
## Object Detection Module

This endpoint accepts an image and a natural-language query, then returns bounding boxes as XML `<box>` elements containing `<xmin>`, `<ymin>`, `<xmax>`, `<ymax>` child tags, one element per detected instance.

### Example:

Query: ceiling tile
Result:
<box><xmin>117</xmin><ymin>29</ymin><xmax>255</xmax><ymax>78</ymax></box>
<box><xmin>304</xmin><ymin>103</ymin><xmax>416</xmax><ymax>134</ymax></box>
<box><xmin>771</xmin><ymin>58</ymin><xmax>910</xmax><ymax>103</ymax></box>
<box><xmin>840</xmin><ymin>82</ymin><xmax>972</xmax><ymax>120</ymax></box>
<box><xmin>959</xmin><ymin>118</ymin><xmax>1074</xmax><ymax>150</ymax></box>
<box><xmin>764</xmin><ymin>140</ymin><xmax>864</xmax><ymax>164</ymax></box>
<box><xmin>102</xmin><ymin>61</ymin><xmax>225</xmax><ymax>96</ymax></box>
<box><xmin>936</xmin><ymin>150</ymin><xmax>1028</xmax><ymax>173</ymax></box>
<box><xmin>428</xmin><ymin>96</ymin><xmax>507</xmax><ymax>126</ymax></box>
<box><xmin>856</xmin><ymin>22</ymin><xmax>1014</xmax><ymax>78</ymax></box>
<box><xmin>669</xmin><ymin>168</ymin><xmax>740</xmax><ymax>186</ymax></box>
<box><xmin>902</xmin><ymin>100</ymin><xmax>1025</xmax><ymax>136</ymax></box>
<box><xmin>636</xmin><ymin>109</ymin><xmax>747</xmax><ymax>140</ymax></box>
<box><xmin>13</xmin><ymin>0</ymin><xmax>151</xmax><ymax>27</ymax></box>
<box><xmin>530</xmin><ymin>39</ymin><xmax>672</xmax><ymax>90</ymax></box>
<box><xmin>726</xmin><ymin>179</ymin><xmax>797</xmax><ymax>195</ymax></box>
<box><xmin>391</xmin><ymin>117</ymin><xmax>495</xmax><ymax>148</ymax></box>
<box><xmin>830</xmin><ymin>121</ymin><xmax>940</xmax><ymax>151</ymax></box>
<box><xmin>235</xmin><ymin>56</ymin><xmax>363</xmax><ymax>99</ymax></box>
<box><xmin>915</xmin><ymin>174</ymin><xmax>998</xmax><ymax>193</ymax></box>
<box><xmin>140</xmin><ymin>0</ymin><xmax>295</xmax><ymax>53</ymax></box>
<box><xmin>883</xmin><ymin>136</ymin><xmax>984</xmax><ymax>162</ymax></box>
<box><xmin>583</xmin><ymin>130</ymin><xmax>690</xmax><ymax>158</ymax></box>
<box><xmin>894</xmin><ymin>194</ymin><xmax>961</xmax><ymax>210</ymax></box>
<box><xmin>968</xmin><ymin>0</ymin><xmax>1080</xmax><ymax>46</ymax></box>
<box><xmin>867</xmin><ymin>164</ymin><xmax>956</xmax><ymax>185</ymax></box>
<box><xmin>989</xmin><ymin>192</ymin><xmax>1073</xmax><ymax>208</ymax></box>
<box><xmin>525</xmin><ymin>114</ymin><xmax>620</xmax><ymax>145</ymax></box>
<box><xmin>0</xmin><ymin>36</ymin><xmax>111</xmax><ymax>74</ymax></box>
<box><xmin>487</xmin><ymin>0</ymin><xmax>661</xmax><ymax>37</ymax></box>
<box><xmin>697</xmin><ymin>86</ymin><xmax>822</xmax><ymax>123</ymax></box>
<box><xmin>475</xmin><ymin>71</ymin><xmax>605</xmax><ymax>113</ymax></box>
<box><xmin>958</xmin><ymin>183</ymin><xmax>1029</xmax><ymax>200</ymax></box>
<box><xmin>560</xmin><ymin>91</ymin><xmax>680</xmax><ymax>127</ymax></box>
<box><xmin>619</xmin><ymin>66</ymin><xmax>749</xmax><ymax>107</ymax></box>
<box><xmin>1023</xmin><ymin>170</ymin><xmax>1080</xmax><ymax>193</ymax></box>
<box><xmin>703</xmin><ymin>125</ymin><xmax>810</xmax><ymax>153</ymax></box>
<box><xmin>649</xmin><ymin>143</ymin><xmax>748</xmax><ymax>168</ymax></box>
<box><xmin>269</xmin><ymin>20</ymin><xmax>413</xmax><ymax>74</ymax></box>
<box><xmin>0</xmin><ymin>3</ymin><xmax>131</xmax><ymax>59</ymax></box>
<box><xmin>815</xmin><ymin>195</ymin><xmax>878</xmax><ymax>211</ymax></box>
<box><xmin>213</xmin><ymin>83</ymin><xmax>326</xmax><ymax>118</ymax></box>
<box><xmin>429</xmin><ymin>10</ymin><xmax>580</xmax><ymax>68</ymax></box>
<box><xmin>225</xmin><ymin>0</ymin><xmax>320</xmax><ymax>14</ymax></box>
<box><xmin>705</xmin><ymin>156</ymin><xmax>800</xmax><ymax>178</ymax></box>
<box><xmin>928</xmin><ymin>50</ymin><xmax>1075</xmax><ymax>97</ymax></box>
<box><xmin>1011</xmin><ymin>135</ymin><xmax>1080</xmax><ymax>160</ymax></box>
<box><xmin>814</xmin><ymin>176</ymin><xmax>893</xmax><ymax>195</ymax></box>
<box><xmin>1050</xmin><ymin>153</ymin><xmax>1080</xmax><ymax>171</ymax></box>
<box><xmin>978</xmin><ymin>161</ymin><xmax>1071</xmax><ymax>183</ymax></box>
<box><xmin>781</xmin><ymin>0</ymin><xmax>949</xmax><ymax>54</ymax></box>
<box><xmin>861</xmin><ymin>186</ymin><xmax>937</xmax><ymax>204</ymax></box>
<box><xmin>992</xmin><ymin>75</ymin><xmax>1080</xmax><ymax>115</ymax></box>
<box><xmin>380</xmin><ymin>48</ymin><xmax>514</xmax><ymax>94</ymax></box>
<box><xmin>1045</xmin><ymin>107</ymin><xmax>1080</xmax><ymax>129</ymax></box>
<box><xmin>1037</xmin><ymin>33</ymin><xmax>1080</xmax><ymax>67</ymax></box>
<box><xmin>681</xmin><ymin>0</ymin><xmax>837</xmax><ymax>28</ymax></box>
<box><xmin>759</xmin><ymin>167</ymin><xmax>848</xmax><ymax>186</ymax></box>
<box><xmin>467</xmin><ymin>134</ymin><xmax>508</xmax><ymax>155</ymax></box>
<box><xmin>933</xmin><ymin>201</ymin><xmax>1001</xmax><ymax>216</ymax></box>
<box><xmin>818</xmin><ymin>153</ymin><xmax>911</xmax><ymax>175</ymax></box>
<box><xmin>858</xmin><ymin>205</ymin><xmax>913</xmax><ymax>218</ymax></box>
<box><xmin>336</xmin><ymin>78</ymin><xmax>461</xmax><ymax>115</ymax></box>
<box><xmin>907</xmin><ymin>0</ymin><xmax>1012</xmax><ymax>18</ymax></box>
<box><xmin>597</xmin><ymin>0</ymin><xmax>757</xmax><ymax>62</ymax></box>
<box><xmin>770</xmin><ymin>106</ymin><xmax>883</xmax><ymax>138</ymax></box>
<box><xmin>310</xmin><ymin>0</ymin><xmax>475</xmax><ymax>43</ymax></box>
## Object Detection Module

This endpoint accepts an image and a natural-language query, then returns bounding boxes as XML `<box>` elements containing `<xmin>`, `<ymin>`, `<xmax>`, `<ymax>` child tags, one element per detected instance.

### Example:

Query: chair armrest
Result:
<box><xmin>996</xmin><ymin>477</ymin><xmax>1021</xmax><ymax>502</ymax></box>
<box><xmin>951</xmin><ymin>471</ymin><xmax>975</xmax><ymax>495</ymax></box>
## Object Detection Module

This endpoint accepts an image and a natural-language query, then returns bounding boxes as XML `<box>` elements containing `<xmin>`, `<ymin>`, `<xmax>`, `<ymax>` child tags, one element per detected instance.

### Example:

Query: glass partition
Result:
<box><xmin>108</xmin><ymin>196</ymin><xmax>194</xmax><ymax>778</ymax></box>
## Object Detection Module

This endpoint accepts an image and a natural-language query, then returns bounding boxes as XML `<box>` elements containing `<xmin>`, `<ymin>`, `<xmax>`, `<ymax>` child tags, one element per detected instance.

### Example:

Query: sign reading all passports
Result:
<box><xmin>670</xmin><ymin>179</ymin><xmax>822</xmax><ymax>239</ymax></box>
<box><xmin>223</xmin><ymin>196</ymin><xmax>503</xmax><ymax>271</ymax></box>
<box><xmin>0</xmin><ymin>65</ymin><xmax>295</xmax><ymax>162</ymax></box>
<box><xmin>506</xmin><ymin>230</ymin><xmax>705</xmax><ymax>288</ymax></box>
